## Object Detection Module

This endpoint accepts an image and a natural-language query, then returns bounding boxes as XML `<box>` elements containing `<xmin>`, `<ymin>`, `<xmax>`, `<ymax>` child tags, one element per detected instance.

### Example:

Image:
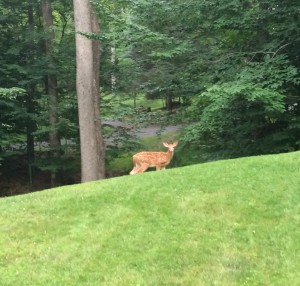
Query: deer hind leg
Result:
<box><xmin>130</xmin><ymin>157</ymin><xmax>140</xmax><ymax>175</ymax></box>
<box><xmin>130</xmin><ymin>166</ymin><xmax>138</xmax><ymax>175</ymax></box>
<box><xmin>130</xmin><ymin>163</ymin><xmax>140</xmax><ymax>175</ymax></box>
<box><xmin>130</xmin><ymin>163</ymin><xmax>149</xmax><ymax>175</ymax></box>
<box><xmin>133</xmin><ymin>163</ymin><xmax>149</xmax><ymax>174</ymax></box>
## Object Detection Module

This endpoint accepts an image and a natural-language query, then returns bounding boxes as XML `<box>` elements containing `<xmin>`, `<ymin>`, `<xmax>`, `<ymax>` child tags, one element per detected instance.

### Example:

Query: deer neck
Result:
<box><xmin>166</xmin><ymin>149</ymin><xmax>174</xmax><ymax>161</ymax></box>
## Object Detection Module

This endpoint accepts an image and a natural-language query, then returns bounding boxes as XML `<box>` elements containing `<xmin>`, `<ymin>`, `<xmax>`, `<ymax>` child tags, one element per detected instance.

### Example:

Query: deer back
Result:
<box><xmin>133</xmin><ymin>150</ymin><xmax>173</xmax><ymax>166</ymax></box>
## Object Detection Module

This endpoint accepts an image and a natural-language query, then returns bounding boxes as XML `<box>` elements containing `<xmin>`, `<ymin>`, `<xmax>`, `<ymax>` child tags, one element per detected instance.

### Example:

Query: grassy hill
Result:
<box><xmin>1</xmin><ymin>152</ymin><xmax>300</xmax><ymax>285</ymax></box>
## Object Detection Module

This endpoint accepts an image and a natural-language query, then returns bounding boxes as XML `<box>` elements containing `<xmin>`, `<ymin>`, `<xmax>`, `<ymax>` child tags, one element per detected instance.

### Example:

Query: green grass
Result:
<box><xmin>104</xmin><ymin>93</ymin><xmax>164</xmax><ymax>112</ymax></box>
<box><xmin>133</xmin><ymin>96</ymin><xmax>164</xmax><ymax>111</ymax></box>
<box><xmin>1</xmin><ymin>152</ymin><xmax>300</xmax><ymax>285</ymax></box>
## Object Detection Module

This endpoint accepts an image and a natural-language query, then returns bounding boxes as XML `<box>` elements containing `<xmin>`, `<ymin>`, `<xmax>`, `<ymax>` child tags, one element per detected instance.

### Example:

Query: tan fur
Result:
<box><xmin>129</xmin><ymin>141</ymin><xmax>178</xmax><ymax>175</ymax></box>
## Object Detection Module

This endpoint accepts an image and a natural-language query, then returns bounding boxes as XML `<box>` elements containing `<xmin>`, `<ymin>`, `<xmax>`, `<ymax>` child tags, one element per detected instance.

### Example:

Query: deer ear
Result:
<box><xmin>163</xmin><ymin>142</ymin><xmax>169</xmax><ymax>147</ymax></box>
<box><xmin>173</xmin><ymin>141</ymin><xmax>178</xmax><ymax>146</ymax></box>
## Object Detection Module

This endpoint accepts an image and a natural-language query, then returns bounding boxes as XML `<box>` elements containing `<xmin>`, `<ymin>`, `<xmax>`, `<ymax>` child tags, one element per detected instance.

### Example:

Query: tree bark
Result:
<box><xmin>91</xmin><ymin>12</ymin><xmax>105</xmax><ymax>179</ymax></box>
<box><xmin>73</xmin><ymin>0</ymin><xmax>105</xmax><ymax>182</ymax></box>
<box><xmin>26</xmin><ymin>0</ymin><xmax>37</xmax><ymax>188</ymax></box>
<box><xmin>41</xmin><ymin>0</ymin><xmax>60</xmax><ymax>187</ymax></box>
<box><xmin>166</xmin><ymin>92</ymin><xmax>173</xmax><ymax>111</ymax></box>
<box><xmin>111</xmin><ymin>46</ymin><xmax>117</xmax><ymax>91</ymax></box>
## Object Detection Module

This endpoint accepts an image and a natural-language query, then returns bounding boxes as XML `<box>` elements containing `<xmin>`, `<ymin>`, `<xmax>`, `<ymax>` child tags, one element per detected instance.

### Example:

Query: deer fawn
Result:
<box><xmin>129</xmin><ymin>141</ymin><xmax>178</xmax><ymax>175</ymax></box>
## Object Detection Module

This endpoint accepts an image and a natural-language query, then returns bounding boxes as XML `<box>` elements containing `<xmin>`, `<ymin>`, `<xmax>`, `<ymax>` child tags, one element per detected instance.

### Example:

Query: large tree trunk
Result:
<box><xmin>73</xmin><ymin>0</ymin><xmax>105</xmax><ymax>182</ymax></box>
<box><xmin>41</xmin><ymin>0</ymin><xmax>60</xmax><ymax>187</ymax></box>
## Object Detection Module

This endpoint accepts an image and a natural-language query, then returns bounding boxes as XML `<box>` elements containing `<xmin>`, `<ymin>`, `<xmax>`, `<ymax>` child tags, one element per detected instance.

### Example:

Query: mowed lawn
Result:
<box><xmin>0</xmin><ymin>152</ymin><xmax>300</xmax><ymax>285</ymax></box>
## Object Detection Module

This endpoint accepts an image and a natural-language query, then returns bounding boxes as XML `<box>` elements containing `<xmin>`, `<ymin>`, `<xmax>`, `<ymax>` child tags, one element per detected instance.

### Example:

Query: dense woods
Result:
<box><xmin>1</xmin><ymin>0</ymin><xmax>299</xmax><ymax>195</ymax></box>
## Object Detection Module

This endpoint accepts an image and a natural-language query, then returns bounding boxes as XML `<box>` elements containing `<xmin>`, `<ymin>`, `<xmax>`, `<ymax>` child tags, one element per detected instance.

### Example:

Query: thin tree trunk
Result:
<box><xmin>133</xmin><ymin>92</ymin><xmax>137</xmax><ymax>108</ymax></box>
<box><xmin>26</xmin><ymin>0</ymin><xmax>36</xmax><ymax>188</ymax></box>
<box><xmin>166</xmin><ymin>92</ymin><xmax>173</xmax><ymax>111</ymax></box>
<box><xmin>111</xmin><ymin>46</ymin><xmax>117</xmax><ymax>91</ymax></box>
<box><xmin>41</xmin><ymin>0</ymin><xmax>60</xmax><ymax>187</ymax></box>
<box><xmin>73</xmin><ymin>0</ymin><xmax>105</xmax><ymax>182</ymax></box>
